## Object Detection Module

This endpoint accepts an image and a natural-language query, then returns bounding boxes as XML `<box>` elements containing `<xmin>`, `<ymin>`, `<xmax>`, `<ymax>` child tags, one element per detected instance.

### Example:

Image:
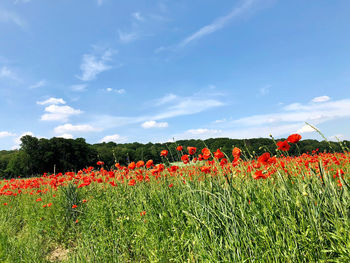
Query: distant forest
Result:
<box><xmin>0</xmin><ymin>135</ymin><xmax>348</xmax><ymax>179</ymax></box>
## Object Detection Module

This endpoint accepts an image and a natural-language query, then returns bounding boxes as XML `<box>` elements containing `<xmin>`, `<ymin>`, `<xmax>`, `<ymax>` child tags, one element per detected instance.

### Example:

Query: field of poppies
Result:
<box><xmin>0</xmin><ymin>134</ymin><xmax>349</xmax><ymax>262</ymax></box>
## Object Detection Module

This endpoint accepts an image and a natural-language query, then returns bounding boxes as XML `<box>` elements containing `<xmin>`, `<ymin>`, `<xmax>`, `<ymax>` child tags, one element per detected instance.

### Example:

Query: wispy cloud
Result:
<box><xmin>29</xmin><ymin>79</ymin><xmax>47</xmax><ymax>89</ymax></box>
<box><xmin>259</xmin><ymin>84</ymin><xmax>271</xmax><ymax>96</ymax></box>
<box><xmin>179</xmin><ymin>0</ymin><xmax>257</xmax><ymax>48</ymax></box>
<box><xmin>97</xmin><ymin>0</ymin><xmax>103</xmax><ymax>6</ymax></box>
<box><xmin>0</xmin><ymin>9</ymin><xmax>26</xmax><ymax>28</ymax></box>
<box><xmin>106</xmin><ymin>88</ymin><xmax>125</xmax><ymax>94</ymax></box>
<box><xmin>312</xmin><ymin>95</ymin><xmax>330</xmax><ymax>103</ymax></box>
<box><xmin>152</xmin><ymin>97</ymin><xmax>224</xmax><ymax>120</ymax></box>
<box><xmin>141</xmin><ymin>120</ymin><xmax>168</xmax><ymax>129</ymax></box>
<box><xmin>37</xmin><ymin>97</ymin><xmax>66</xmax><ymax>105</ymax></box>
<box><xmin>118</xmin><ymin>30</ymin><xmax>139</xmax><ymax>43</ymax></box>
<box><xmin>233</xmin><ymin>98</ymin><xmax>350</xmax><ymax>127</ymax></box>
<box><xmin>156</xmin><ymin>94</ymin><xmax>177</xmax><ymax>106</ymax></box>
<box><xmin>71</xmin><ymin>84</ymin><xmax>88</xmax><ymax>92</ymax></box>
<box><xmin>77</xmin><ymin>48</ymin><xmax>115</xmax><ymax>81</ymax></box>
<box><xmin>0</xmin><ymin>66</ymin><xmax>19</xmax><ymax>81</ymax></box>
<box><xmin>132</xmin><ymin>12</ymin><xmax>144</xmax><ymax>22</ymax></box>
<box><xmin>156</xmin><ymin>0</ymin><xmax>259</xmax><ymax>53</ymax></box>
<box><xmin>91</xmin><ymin>92</ymin><xmax>225</xmax><ymax>129</ymax></box>
<box><xmin>54</xmin><ymin>123</ymin><xmax>101</xmax><ymax>134</ymax></box>
<box><xmin>202</xmin><ymin>96</ymin><xmax>350</xmax><ymax>139</ymax></box>
<box><xmin>0</xmin><ymin>131</ymin><xmax>16</xmax><ymax>138</ymax></box>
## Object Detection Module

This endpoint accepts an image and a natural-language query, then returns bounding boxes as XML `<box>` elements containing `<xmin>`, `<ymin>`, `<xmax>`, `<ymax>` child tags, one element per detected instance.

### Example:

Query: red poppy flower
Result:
<box><xmin>201</xmin><ymin>148</ymin><xmax>211</xmax><ymax>160</ymax></box>
<box><xmin>187</xmin><ymin>147</ymin><xmax>196</xmax><ymax>155</ymax></box>
<box><xmin>128</xmin><ymin>179</ymin><xmax>136</xmax><ymax>186</ymax></box>
<box><xmin>201</xmin><ymin>166</ymin><xmax>211</xmax><ymax>174</ymax></box>
<box><xmin>232</xmin><ymin>147</ymin><xmax>241</xmax><ymax>159</ymax></box>
<box><xmin>168</xmin><ymin>183</ymin><xmax>174</xmax><ymax>188</ymax></box>
<box><xmin>287</xmin><ymin>134</ymin><xmax>302</xmax><ymax>143</ymax></box>
<box><xmin>220</xmin><ymin>158</ymin><xmax>228</xmax><ymax>166</ymax></box>
<box><xmin>160</xmin><ymin>150</ymin><xmax>168</xmax><ymax>157</ymax></box>
<box><xmin>181</xmin><ymin>154</ymin><xmax>189</xmax><ymax>164</ymax></box>
<box><xmin>97</xmin><ymin>161</ymin><xmax>104</xmax><ymax>166</ymax></box>
<box><xmin>72</xmin><ymin>204</ymin><xmax>77</xmax><ymax>209</ymax></box>
<box><xmin>252</xmin><ymin>170</ymin><xmax>267</xmax><ymax>180</ymax></box>
<box><xmin>277</xmin><ymin>140</ymin><xmax>290</xmax><ymax>151</ymax></box>
<box><xmin>136</xmin><ymin>160</ymin><xmax>145</xmax><ymax>168</ymax></box>
<box><xmin>140</xmin><ymin>211</ymin><xmax>146</xmax><ymax>216</ymax></box>
<box><xmin>214</xmin><ymin>149</ymin><xmax>225</xmax><ymax>159</ymax></box>
<box><xmin>258</xmin><ymin>152</ymin><xmax>271</xmax><ymax>165</ymax></box>
<box><xmin>128</xmin><ymin>162</ymin><xmax>136</xmax><ymax>170</ymax></box>
<box><xmin>146</xmin><ymin>160</ymin><xmax>154</xmax><ymax>168</ymax></box>
<box><xmin>176</xmin><ymin>146</ymin><xmax>183</xmax><ymax>151</ymax></box>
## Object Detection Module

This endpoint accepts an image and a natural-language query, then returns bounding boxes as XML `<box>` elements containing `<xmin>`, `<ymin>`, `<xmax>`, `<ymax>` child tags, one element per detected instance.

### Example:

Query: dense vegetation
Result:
<box><xmin>0</xmin><ymin>135</ymin><xmax>348</xmax><ymax>179</ymax></box>
<box><xmin>0</xmin><ymin>138</ymin><xmax>349</xmax><ymax>262</ymax></box>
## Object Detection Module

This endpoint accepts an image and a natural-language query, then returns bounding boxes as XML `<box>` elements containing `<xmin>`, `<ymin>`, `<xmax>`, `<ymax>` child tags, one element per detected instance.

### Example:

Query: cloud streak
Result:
<box><xmin>0</xmin><ymin>9</ymin><xmax>26</xmax><ymax>28</ymax></box>
<box><xmin>77</xmin><ymin>49</ymin><xmax>114</xmax><ymax>81</ymax></box>
<box><xmin>179</xmin><ymin>0</ymin><xmax>257</xmax><ymax>47</ymax></box>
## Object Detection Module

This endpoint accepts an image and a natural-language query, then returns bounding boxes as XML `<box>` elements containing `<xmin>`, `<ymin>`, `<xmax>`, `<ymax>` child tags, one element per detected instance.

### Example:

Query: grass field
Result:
<box><xmin>0</xmin><ymin>135</ymin><xmax>349</xmax><ymax>262</ymax></box>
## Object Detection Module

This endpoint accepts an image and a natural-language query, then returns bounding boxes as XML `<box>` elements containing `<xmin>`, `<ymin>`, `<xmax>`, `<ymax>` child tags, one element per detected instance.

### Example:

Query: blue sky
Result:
<box><xmin>1</xmin><ymin>0</ymin><xmax>350</xmax><ymax>150</ymax></box>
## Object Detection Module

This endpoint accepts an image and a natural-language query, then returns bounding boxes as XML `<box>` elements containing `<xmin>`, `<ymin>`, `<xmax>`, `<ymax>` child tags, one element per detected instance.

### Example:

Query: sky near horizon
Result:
<box><xmin>1</xmin><ymin>0</ymin><xmax>350</xmax><ymax>150</ymax></box>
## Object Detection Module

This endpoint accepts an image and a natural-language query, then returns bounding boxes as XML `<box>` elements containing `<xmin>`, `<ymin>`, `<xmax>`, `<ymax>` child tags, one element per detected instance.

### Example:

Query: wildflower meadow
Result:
<box><xmin>0</xmin><ymin>133</ymin><xmax>349</xmax><ymax>262</ymax></box>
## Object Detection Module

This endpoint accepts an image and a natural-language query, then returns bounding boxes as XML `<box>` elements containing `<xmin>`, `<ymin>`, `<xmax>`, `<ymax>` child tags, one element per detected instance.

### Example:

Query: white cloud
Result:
<box><xmin>156</xmin><ymin>94</ymin><xmax>177</xmax><ymax>105</ymax></box>
<box><xmin>132</xmin><ymin>12</ymin><xmax>144</xmax><ymax>22</ymax></box>
<box><xmin>118</xmin><ymin>30</ymin><xmax>138</xmax><ymax>43</ymax></box>
<box><xmin>0</xmin><ymin>9</ymin><xmax>26</xmax><ymax>28</ymax></box>
<box><xmin>56</xmin><ymin>133</ymin><xmax>74</xmax><ymax>139</ymax></box>
<box><xmin>40</xmin><ymin>104</ymin><xmax>82</xmax><ymax>122</ymax></box>
<box><xmin>179</xmin><ymin>0</ymin><xmax>257</xmax><ymax>47</ymax></box>
<box><xmin>141</xmin><ymin>120</ymin><xmax>168</xmax><ymax>129</ymax></box>
<box><xmin>116</xmin><ymin>89</ymin><xmax>125</xmax><ymax>94</ymax></box>
<box><xmin>77</xmin><ymin>49</ymin><xmax>114</xmax><ymax>81</ymax></box>
<box><xmin>37</xmin><ymin>97</ymin><xmax>66</xmax><ymax>105</ymax></box>
<box><xmin>259</xmin><ymin>84</ymin><xmax>271</xmax><ymax>95</ymax></box>
<box><xmin>0</xmin><ymin>131</ymin><xmax>16</xmax><ymax>138</ymax></box>
<box><xmin>234</xmin><ymin>99</ymin><xmax>350</xmax><ymax>127</ymax></box>
<box><xmin>297</xmin><ymin>125</ymin><xmax>316</xmax><ymax>134</ymax></box>
<box><xmin>0</xmin><ymin>66</ymin><xmax>18</xmax><ymax>80</ymax></box>
<box><xmin>152</xmin><ymin>97</ymin><xmax>224</xmax><ymax>120</ymax></box>
<box><xmin>311</xmin><ymin>95</ymin><xmax>330</xmax><ymax>103</ymax></box>
<box><xmin>100</xmin><ymin>134</ymin><xmax>127</xmax><ymax>143</ymax></box>
<box><xmin>54</xmin><ymin>123</ymin><xmax>100</xmax><ymax>134</ymax></box>
<box><xmin>329</xmin><ymin>134</ymin><xmax>346</xmax><ymax>142</ymax></box>
<box><xmin>106</xmin><ymin>88</ymin><xmax>125</xmax><ymax>94</ymax></box>
<box><xmin>29</xmin><ymin>79</ymin><xmax>47</xmax><ymax>89</ymax></box>
<box><xmin>13</xmin><ymin>131</ymin><xmax>34</xmax><ymax>148</ymax></box>
<box><xmin>214</xmin><ymin>118</ymin><xmax>227</xmax><ymax>123</ymax></box>
<box><xmin>71</xmin><ymin>84</ymin><xmax>87</xmax><ymax>92</ymax></box>
<box><xmin>90</xmin><ymin>92</ymin><xmax>224</xmax><ymax>130</ymax></box>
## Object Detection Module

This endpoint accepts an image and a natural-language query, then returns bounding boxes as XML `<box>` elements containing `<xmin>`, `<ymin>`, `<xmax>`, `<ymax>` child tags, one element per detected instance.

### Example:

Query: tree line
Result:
<box><xmin>0</xmin><ymin>135</ymin><xmax>348</xmax><ymax>179</ymax></box>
